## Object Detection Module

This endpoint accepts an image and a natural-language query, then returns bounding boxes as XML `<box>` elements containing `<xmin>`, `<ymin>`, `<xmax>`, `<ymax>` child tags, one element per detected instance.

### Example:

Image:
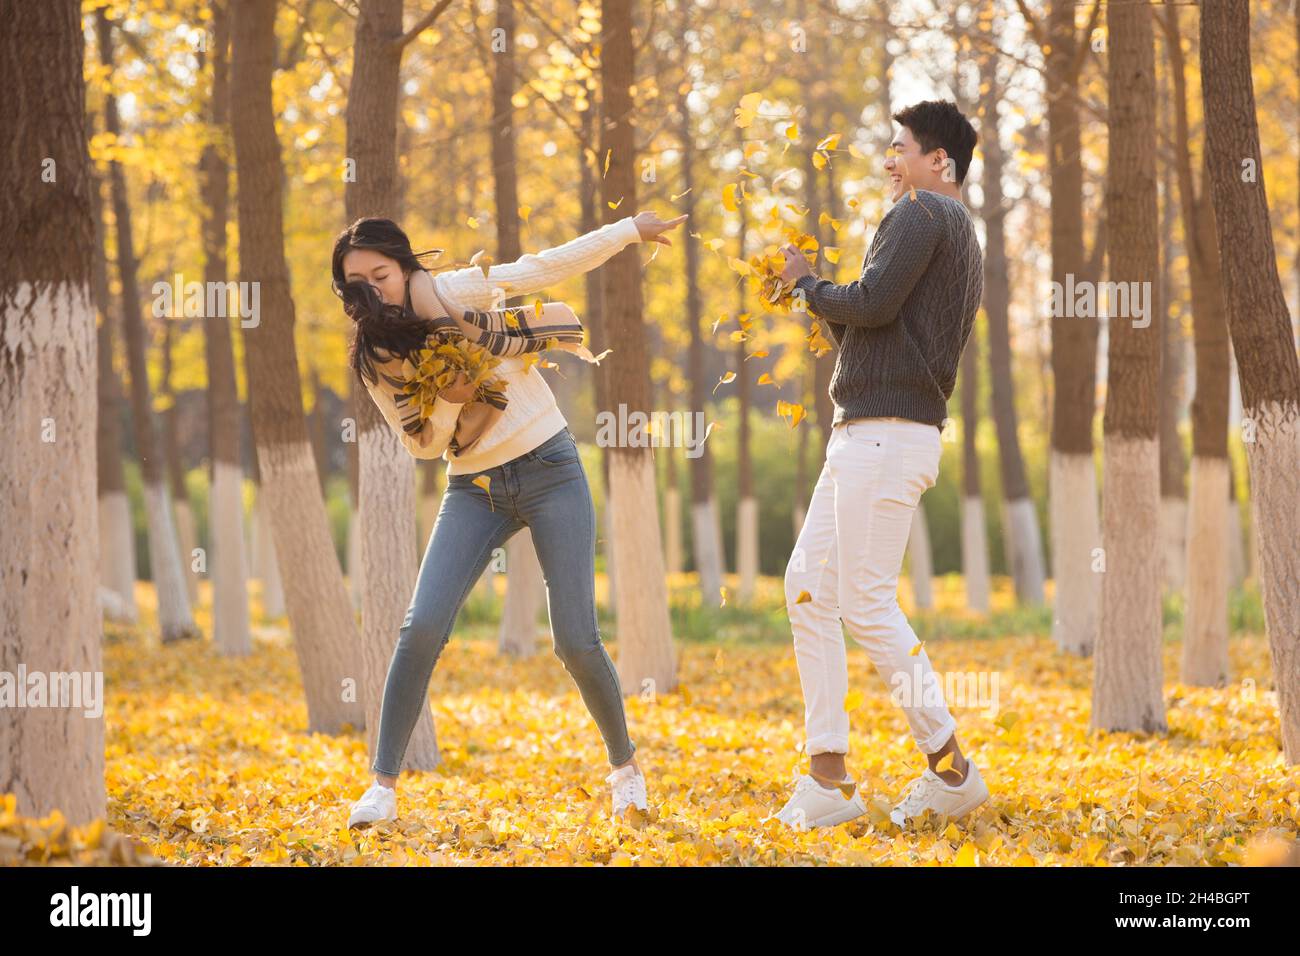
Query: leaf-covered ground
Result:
<box><xmin>5</xmin><ymin>576</ymin><xmax>1298</xmax><ymax>866</ymax></box>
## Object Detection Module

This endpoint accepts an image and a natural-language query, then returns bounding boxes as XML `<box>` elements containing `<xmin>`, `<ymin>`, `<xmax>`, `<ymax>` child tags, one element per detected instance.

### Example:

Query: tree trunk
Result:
<box><xmin>907</xmin><ymin>506</ymin><xmax>934</xmax><ymax>610</ymax></box>
<box><xmin>1156</xmin><ymin>69</ymin><xmax>1188</xmax><ymax>594</ymax></box>
<box><xmin>491</xmin><ymin>0</ymin><xmax>547</xmax><ymax>657</ymax></box>
<box><xmin>1092</xmin><ymin>0</ymin><xmax>1166</xmax><ymax>735</ymax></box>
<box><xmin>344</xmin><ymin>0</ymin><xmax>446</xmax><ymax>765</ymax></box>
<box><xmin>199</xmin><ymin>0</ymin><xmax>252</xmax><ymax>657</ymax></box>
<box><xmin>1047</xmin><ymin>0</ymin><xmax>1102</xmax><ymax>656</ymax></box>
<box><xmin>1200</xmin><ymin>0</ymin><xmax>1300</xmax><ymax>763</ymax></box>
<box><xmin>89</xmin><ymin>156</ymin><xmax>138</xmax><ymax>622</ymax></box>
<box><xmin>599</xmin><ymin>0</ymin><xmax>676</xmax><ymax>694</ymax></box>
<box><xmin>0</xmin><ymin>0</ymin><xmax>105</xmax><ymax>824</ymax></box>
<box><xmin>1162</xmin><ymin>4</ymin><xmax>1231</xmax><ymax>686</ymax></box>
<box><xmin>679</xmin><ymin>87</ymin><xmax>725</xmax><ymax>603</ymax></box>
<box><xmin>232</xmin><ymin>0</ymin><xmax>362</xmax><ymax>733</ymax></box>
<box><xmin>662</xmin><ymin>443</ymin><xmax>683</xmax><ymax>576</ymax></box>
<box><xmin>162</xmin><ymin>320</ymin><xmax>200</xmax><ymax>607</ymax></box>
<box><xmin>980</xmin><ymin>55</ymin><xmax>1045</xmax><ymax>606</ymax></box>
<box><xmin>960</xmin><ymin>320</ymin><xmax>991</xmax><ymax>612</ymax></box>
<box><xmin>735</xmin><ymin>169</ymin><xmax>758</xmax><ymax>603</ymax></box>
<box><xmin>97</xmin><ymin>10</ymin><xmax>199</xmax><ymax>644</ymax></box>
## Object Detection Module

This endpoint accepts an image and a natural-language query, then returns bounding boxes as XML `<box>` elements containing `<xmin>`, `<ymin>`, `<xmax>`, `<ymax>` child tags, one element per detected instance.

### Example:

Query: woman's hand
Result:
<box><xmin>633</xmin><ymin>210</ymin><xmax>689</xmax><ymax>245</ymax></box>
<box><xmin>439</xmin><ymin>371</ymin><xmax>477</xmax><ymax>404</ymax></box>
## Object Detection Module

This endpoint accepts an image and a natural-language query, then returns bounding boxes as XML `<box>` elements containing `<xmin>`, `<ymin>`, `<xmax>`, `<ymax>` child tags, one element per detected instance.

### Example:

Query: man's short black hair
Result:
<box><xmin>892</xmin><ymin>100</ymin><xmax>978</xmax><ymax>185</ymax></box>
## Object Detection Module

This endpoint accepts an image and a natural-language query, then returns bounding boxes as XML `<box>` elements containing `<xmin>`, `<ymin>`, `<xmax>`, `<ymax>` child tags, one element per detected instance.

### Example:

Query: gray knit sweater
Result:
<box><xmin>793</xmin><ymin>189</ymin><xmax>984</xmax><ymax>429</ymax></box>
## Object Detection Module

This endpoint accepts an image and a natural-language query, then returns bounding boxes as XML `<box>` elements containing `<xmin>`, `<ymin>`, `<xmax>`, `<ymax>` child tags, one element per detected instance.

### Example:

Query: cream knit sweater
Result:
<box><xmin>365</xmin><ymin>215</ymin><xmax>642</xmax><ymax>474</ymax></box>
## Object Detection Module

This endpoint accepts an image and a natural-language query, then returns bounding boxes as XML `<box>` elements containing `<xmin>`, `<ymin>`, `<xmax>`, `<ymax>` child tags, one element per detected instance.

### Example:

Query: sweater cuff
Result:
<box><xmin>619</xmin><ymin>216</ymin><xmax>643</xmax><ymax>244</ymax></box>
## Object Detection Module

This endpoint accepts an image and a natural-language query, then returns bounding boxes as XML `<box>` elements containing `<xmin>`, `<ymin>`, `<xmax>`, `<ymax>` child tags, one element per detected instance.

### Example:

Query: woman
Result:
<box><xmin>333</xmin><ymin>209</ymin><xmax>686</xmax><ymax>827</ymax></box>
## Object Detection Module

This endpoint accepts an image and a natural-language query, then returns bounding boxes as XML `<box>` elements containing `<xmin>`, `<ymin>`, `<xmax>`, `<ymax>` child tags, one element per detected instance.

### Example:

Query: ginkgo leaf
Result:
<box><xmin>466</xmin><ymin>216</ymin><xmax>480</xmax><ymax>229</ymax></box>
<box><xmin>470</xmin><ymin>249</ymin><xmax>493</xmax><ymax>277</ymax></box>
<box><xmin>713</xmin><ymin>371</ymin><xmax>737</xmax><ymax>394</ymax></box>
<box><xmin>723</xmin><ymin>183</ymin><xmax>739</xmax><ymax>212</ymax></box>
<box><xmin>796</xmin><ymin>590</ymin><xmax>812</xmax><ymax>604</ymax></box>
<box><xmin>518</xmin><ymin>204</ymin><xmax>532</xmax><ymax>222</ymax></box>
<box><xmin>824</xmin><ymin>247</ymin><xmax>841</xmax><ymax>264</ymax></box>
<box><xmin>670</xmin><ymin>187</ymin><xmax>693</xmax><ymax>201</ymax></box>
<box><xmin>607</xmin><ymin>197</ymin><xmax>623</xmax><ymax>210</ymax></box>
<box><xmin>757</xmin><ymin>372</ymin><xmax>775</xmax><ymax>386</ymax></box>
<box><xmin>785</xmin><ymin>122</ymin><xmax>799</xmax><ymax>141</ymax></box>
<box><xmin>534</xmin><ymin>299</ymin><xmax>544</xmax><ymax>319</ymax></box>
<box><xmin>934</xmin><ymin>751</ymin><xmax>956</xmax><ymax>775</ymax></box>
<box><xmin>746</xmin><ymin>349</ymin><xmax>769</xmax><ymax>360</ymax></box>
<box><xmin>472</xmin><ymin>474</ymin><xmax>494</xmax><ymax>511</ymax></box>
<box><xmin>602</xmin><ymin>148</ymin><xmax>612</xmax><ymax>177</ymax></box>
<box><xmin>909</xmin><ymin>641</ymin><xmax>924</xmax><ymax>656</ymax></box>
<box><xmin>719</xmin><ymin>586</ymin><xmax>727</xmax><ymax>607</ymax></box>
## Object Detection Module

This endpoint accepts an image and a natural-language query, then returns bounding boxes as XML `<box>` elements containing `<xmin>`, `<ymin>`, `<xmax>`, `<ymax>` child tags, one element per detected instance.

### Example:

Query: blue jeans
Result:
<box><xmin>371</xmin><ymin>427</ymin><xmax>636</xmax><ymax>776</ymax></box>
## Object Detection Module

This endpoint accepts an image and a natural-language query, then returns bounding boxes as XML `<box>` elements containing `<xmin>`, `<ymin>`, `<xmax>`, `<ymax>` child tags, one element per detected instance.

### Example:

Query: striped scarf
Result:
<box><xmin>369</xmin><ymin>271</ymin><xmax>609</xmax><ymax>456</ymax></box>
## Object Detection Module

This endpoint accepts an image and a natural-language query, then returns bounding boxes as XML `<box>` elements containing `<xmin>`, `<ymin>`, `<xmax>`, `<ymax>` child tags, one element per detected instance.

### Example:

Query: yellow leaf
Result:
<box><xmin>466</xmin><ymin>216</ymin><xmax>480</xmax><ymax>229</ymax></box>
<box><xmin>933</xmin><ymin>752</ymin><xmax>955</xmax><ymax>775</ymax></box>
<box><xmin>723</xmin><ymin>183</ymin><xmax>739</xmax><ymax>212</ymax></box>
<box><xmin>602</xmin><ymin>148</ymin><xmax>612</xmax><ymax>177</ymax></box>
<box><xmin>713</xmin><ymin>371</ymin><xmax>737</xmax><ymax>394</ymax></box>
<box><xmin>955</xmin><ymin>842</ymin><xmax>977</xmax><ymax>866</ymax></box>
<box><xmin>796</xmin><ymin>590</ymin><xmax>812</xmax><ymax>604</ymax></box>
<box><xmin>607</xmin><ymin>197</ymin><xmax>623</xmax><ymax>210</ymax></box>
<box><xmin>719</xmin><ymin>586</ymin><xmax>727</xmax><ymax>607</ymax></box>
<box><xmin>756</xmin><ymin>372</ymin><xmax>775</xmax><ymax>386</ymax></box>
<box><xmin>472</xmin><ymin>475</ymin><xmax>494</xmax><ymax>511</ymax></box>
<box><xmin>909</xmin><ymin>641</ymin><xmax>924</xmax><ymax>656</ymax></box>
<box><xmin>518</xmin><ymin>204</ymin><xmax>531</xmax><ymax>223</ymax></box>
<box><xmin>824</xmin><ymin>247</ymin><xmax>841</xmax><ymax>264</ymax></box>
<box><xmin>785</xmin><ymin>122</ymin><xmax>799</xmax><ymax>141</ymax></box>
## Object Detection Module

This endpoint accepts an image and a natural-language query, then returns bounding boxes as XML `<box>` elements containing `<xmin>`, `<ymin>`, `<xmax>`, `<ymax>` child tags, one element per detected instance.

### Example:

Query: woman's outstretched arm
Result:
<box><xmin>435</xmin><ymin>216</ymin><xmax>642</xmax><ymax>310</ymax></box>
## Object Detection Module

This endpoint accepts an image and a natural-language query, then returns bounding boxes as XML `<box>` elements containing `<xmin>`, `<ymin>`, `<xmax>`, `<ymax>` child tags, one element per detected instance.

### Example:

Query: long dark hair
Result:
<box><xmin>331</xmin><ymin>217</ymin><xmax>444</xmax><ymax>388</ymax></box>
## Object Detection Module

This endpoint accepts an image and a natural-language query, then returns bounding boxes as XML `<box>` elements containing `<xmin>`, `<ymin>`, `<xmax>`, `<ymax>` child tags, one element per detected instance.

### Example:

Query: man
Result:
<box><xmin>771</xmin><ymin>100</ymin><xmax>988</xmax><ymax>830</ymax></box>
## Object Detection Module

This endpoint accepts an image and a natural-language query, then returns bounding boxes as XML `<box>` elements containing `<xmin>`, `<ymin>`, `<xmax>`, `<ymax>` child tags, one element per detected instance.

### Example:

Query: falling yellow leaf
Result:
<box><xmin>719</xmin><ymin>586</ymin><xmax>727</xmax><ymax>607</ymax></box>
<box><xmin>909</xmin><ymin>641</ymin><xmax>924</xmax><ymax>656</ymax></box>
<box><xmin>607</xmin><ymin>197</ymin><xmax>623</xmax><ymax>210</ymax></box>
<box><xmin>713</xmin><ymin>371</ymin><xmax>737</xmax><ymax>394</ymax></box>
<box><xmin>518</xmin><ymin>204</ymin><xmax>532</xmax><ymax>223</ymax></box>
<box><xmin>723</xmin><ymin>183</ymin><xmax>739</xmax><ymax>212</ymax></box>
<box><xmin>466</xmin><ymin>216</ymin><xmax>480</xmax><ymax>229</ymax></box>
<box><xmin>757</xmin><ymin>372</ymin><xmax>775</xmax><ymax>386</ymax></box>
<box><xmin>602</xmin><ymin>148</ymin><xmax>612</xmax><ymax>177</ymax></box>
<box><xmin>796</xmin><ymin>590</ymin><xmax>812</xmax><ymax>604</ymax></box>
<box><xmin>785</xmin><ymin>122</ymin><xmax>799</xmax><ymax>141</ymax></box>
<box><xmin>472</xmin><ymin>474</ymin><xmax>494</xmax><ymax>511</ymax></box>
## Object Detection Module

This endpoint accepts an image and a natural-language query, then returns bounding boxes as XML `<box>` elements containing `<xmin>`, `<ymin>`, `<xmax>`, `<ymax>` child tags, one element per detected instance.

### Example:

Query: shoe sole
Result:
<box><xmin>892</xmin><ymin>774</ymin><xmax>990</xmax><ymax>827</ymax></box>
<box><xmin>776</xmin><ymin>795</ymin><xmax>868</xmax><ymax>829</ymax></box>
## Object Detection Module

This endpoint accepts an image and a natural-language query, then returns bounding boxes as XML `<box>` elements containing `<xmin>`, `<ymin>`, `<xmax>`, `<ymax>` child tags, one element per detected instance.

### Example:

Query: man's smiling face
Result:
<box><xmin>885</xmin><ymin>126</ymin><xmax>946</xmax><ymax>202</ymax></box>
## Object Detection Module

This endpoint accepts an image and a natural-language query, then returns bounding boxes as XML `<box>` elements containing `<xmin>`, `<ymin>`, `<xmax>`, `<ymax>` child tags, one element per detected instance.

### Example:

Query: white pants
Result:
<box><xmin>785</xmin><ymin>417</ymin><xmax>956</xmax><ymax>757</ymax></box>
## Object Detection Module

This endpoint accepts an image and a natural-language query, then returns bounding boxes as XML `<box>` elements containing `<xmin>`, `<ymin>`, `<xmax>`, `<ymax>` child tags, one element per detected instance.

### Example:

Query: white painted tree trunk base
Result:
<box><xmin>1006</xmin><ymin>496</ymin><xmax>1046</xmax><ymax>605</ymax></box>
<box><xmin>360</xmin><ymin>430</ymin><xmax>437</xmax><ymax>770</ymax></box>
<box><xmin>663</xmin><ymin>485</ymin><xmax>683</xmax><ymax>577</ymax></box>
<box><xmin>1050</xmin><ymin>450</ymin><xmax>1101</xmax><ymax>656</ymax></box>
<box><xmin>210</xmin><ymin>460</ymin><xmax>252</xmax><ymax>657</ymax></box>
<box><xmin>98</xmin><ymin>490</ymin><xmax>137</xmax><ymax>623</ymax></box>
<box><xmin>691</xmin><ymin>498</ymin><xmax>725</xmax><ymax>603</ymax></box>
<box><xmin>1243</xmin><ymin>402</ymin><xmax>1300</xmax><ymax>762</ymax></box>
<box><xmin>499</xmin><ymin>529</ymin><xmax>545</xmax><ymax>658</ymax></box>
<box><xmin>143</xmin><ymin>481</ymin><xmax>199</xmax><ymax>642</ymax></box>
<box><xmin>1160</xmin><ymin>496</ymin><xmax>1188</xmax><ymax>593</ymax></box>
<box><xmin>174</xmin><ymin>498</ymin><xmax>199</xmax><ymax>606</ymax></box>
<box><xmin>961</xmin><ymin>495</ymin><xmax>991</xmax><ymax>613</ymax></box>
<box><xmin>1182</xmin><ymin>456</ymin><xmax>1230</xmax><ymax>686</ymax></box>
<box><xmin>907</xmin><ymin>505</ymin><xmax>934</xmax><ymax>610</ymax></box>
<box><xmin>1092</xmin><ymin>436</ymin><xmax>1166</xmax><ymax>733</ymax></box>
<box><xmin>737</xmin><ymin>496</ymin><xmax>759</xmax><ymax>604</ymax></box>
<box><xmin>609</xmin><ymin>451</ymin><xmax>676</xmax><ymax>695</ymax></box>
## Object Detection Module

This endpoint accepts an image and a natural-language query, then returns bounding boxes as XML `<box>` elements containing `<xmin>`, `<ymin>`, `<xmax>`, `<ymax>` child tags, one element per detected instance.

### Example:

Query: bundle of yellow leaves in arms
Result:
<box><xmin>397</xmin><ymin>331</ymin><xmax>507</xmax><ymax>420</ymax></box>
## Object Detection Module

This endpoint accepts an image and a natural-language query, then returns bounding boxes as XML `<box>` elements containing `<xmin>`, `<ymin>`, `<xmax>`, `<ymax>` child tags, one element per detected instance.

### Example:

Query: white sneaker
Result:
<box><xmin>348</xmin><ymin>781</ymin><xmax>397</xmax><ymax>828</ymax></box>
<box><xmin>889</xmin><ymin>759</ymin><xmax>989</xmax><ymax>828</ymax></box>
<box><xmin>606</xmin><ymin>764</ymin><xmax>647</xmax><ymax>818</ymax></box>
<box><xmin>770</xmin><ymin>774</ymin><xmax>868</xmax><ymax>830</ymax></box>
